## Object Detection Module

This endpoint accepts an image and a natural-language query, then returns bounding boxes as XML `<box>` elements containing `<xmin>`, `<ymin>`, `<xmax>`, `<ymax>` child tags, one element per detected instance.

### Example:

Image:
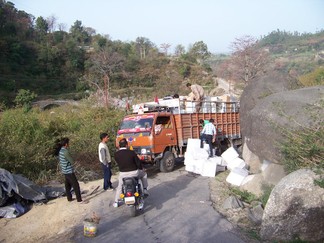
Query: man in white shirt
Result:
<box><xmin>200</xmin><ymin>119</ymin><xmax>216</xmax><ymax>157</ymax></box>
<box><xmin>98</xmin><ymin>133</ymin><xmax>113</xmax><ymax>191</ymax></box>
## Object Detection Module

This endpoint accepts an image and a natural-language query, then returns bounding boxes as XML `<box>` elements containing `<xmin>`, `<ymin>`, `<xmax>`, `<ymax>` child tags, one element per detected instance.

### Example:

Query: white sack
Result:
<box><xmin>185</xmin><ymin>147</ymin><xmax>209</xmax><ymax>161</ymax></box>
<box><xmin>221</xmin><ymin>147</ymin><xmax>239</xmax><ymax>164</ymax></box>
<box><xmin>207</xmin><ymin>156</ymin><xmax>223</xmax><ymax>165</ymax></box>
<box><xmin>201</xmin><ymin>159</ymin><xmax>218</xmax><ymax>177</ymax></box>
<box><xmin>185</xmin><ymin>158</ymin><xmax>204</xmax><ymax>174</ymax></box>
<box><xmin>187</xmin><ymin>138</ymin><xmax>201</xmax><ymax>151</ymax></box>
<box><xmin>227</xmin><ymin>157</ymin><xmax>246</xmax><ymax>171</ymax></box>
<box><xmin>226</xmin><ymin>167</ymin><xmax>249</xmax><ymax>186</ymax></box>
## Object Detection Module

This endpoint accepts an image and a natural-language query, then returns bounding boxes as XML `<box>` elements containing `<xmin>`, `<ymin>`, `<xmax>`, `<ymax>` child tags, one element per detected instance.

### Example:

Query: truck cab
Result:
<box><xmin>116</xmin><ymin>111</ymin><xmax>178</xmax><ymax>172</ymax></box>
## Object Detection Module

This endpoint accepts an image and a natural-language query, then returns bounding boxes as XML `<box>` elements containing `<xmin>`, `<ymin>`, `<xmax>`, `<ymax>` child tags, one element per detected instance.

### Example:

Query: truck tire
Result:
<box><xmin>160</xmin><ymin>151</ymin><xmax>175</xmax><ymax>173</ymax></box>
<box><xmin>218</xmin><ymin>138</ymin><xmax>231</xmax><ymax>155</ymax></box>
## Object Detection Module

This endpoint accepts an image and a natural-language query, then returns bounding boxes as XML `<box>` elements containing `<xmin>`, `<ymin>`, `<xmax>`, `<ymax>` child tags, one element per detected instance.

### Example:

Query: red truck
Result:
<box><xmin>115</xmin><ymin>98</ymin><xmax>241</xmax><ymax>172</ymax></box>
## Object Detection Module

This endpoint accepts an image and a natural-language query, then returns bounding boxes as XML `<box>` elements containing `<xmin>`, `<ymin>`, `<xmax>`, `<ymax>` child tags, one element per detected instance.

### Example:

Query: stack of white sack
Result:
<box><xmin>185</xmin><ymin>139</ymin><xmax>224</xmax><ymax>177</ymax></box>
<box><xmin>221</xmin><ymin>147</ymin><xmax>249</xmax><ymax>186</ymax></box>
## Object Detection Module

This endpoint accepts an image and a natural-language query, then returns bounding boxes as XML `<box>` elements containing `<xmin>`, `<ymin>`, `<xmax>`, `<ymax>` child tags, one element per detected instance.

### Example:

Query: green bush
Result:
<box><xmin>260</xmin><ymin>184</ymin><xmax>274</xmax><ymax>206</ymax></box>
<box><xmin>280</xmin><ymin>125</ymin><xmax>324</xmax><ymax>173</ymax></box>
<box><xmin>14</xmin><ymin>89</ymin><xmax>37</xmax><ymax>112</ymax></box>
<box><xmin>178</xmin><ymin>64</ymin><xmax>191</xmax><ymax>78</ymax></box>
<box><xmin>314</xmin><ymin>177</ymin><xmax>324</xmax><ymax>188</ymax></box>
<box><xmin>299</xmin><ymin>67</ymin><xmax>324</xmax><ymax>87</ymax></box>
<box><xmin>229</xmin><ymin>187</ymin><xmax>257</xmax><ymax>203</ymax></box>
<box><xmin>0</xmin><ymin>103</ymin><xmax>124</xmax><ymax>183</ymax></box>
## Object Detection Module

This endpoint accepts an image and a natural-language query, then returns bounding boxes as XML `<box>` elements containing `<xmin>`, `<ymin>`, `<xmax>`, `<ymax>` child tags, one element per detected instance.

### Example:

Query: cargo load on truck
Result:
<box><xmin>116</xmin><ymin>96</ymin><xmax>241</xmax><ymax>173</ymax></box>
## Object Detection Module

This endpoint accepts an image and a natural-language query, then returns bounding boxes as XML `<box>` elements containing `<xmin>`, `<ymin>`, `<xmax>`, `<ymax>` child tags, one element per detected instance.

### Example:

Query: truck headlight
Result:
<box><xmin>141</xmin><ymin>148</ymin><xmax>150</xmax><ymax>154</ymax></box>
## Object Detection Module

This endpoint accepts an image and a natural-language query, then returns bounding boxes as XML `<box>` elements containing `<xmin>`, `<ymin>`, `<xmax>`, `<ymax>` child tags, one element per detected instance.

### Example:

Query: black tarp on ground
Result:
<box><xmin>0</xmin><ymin>168</ymin><xmax>65</xmax><ymax>218</ymax></box>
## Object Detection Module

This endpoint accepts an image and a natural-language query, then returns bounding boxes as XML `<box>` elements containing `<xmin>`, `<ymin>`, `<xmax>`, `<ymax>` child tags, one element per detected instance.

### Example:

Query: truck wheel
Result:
<box><xmin>218</xmin><ymin>138</ymin><xmax>231</xmax><ymax>155</ymax></box>
<box><xmin>160</xmin><ymin>151</ymin><xmax>175</xmax><ymax>173</ymax></box>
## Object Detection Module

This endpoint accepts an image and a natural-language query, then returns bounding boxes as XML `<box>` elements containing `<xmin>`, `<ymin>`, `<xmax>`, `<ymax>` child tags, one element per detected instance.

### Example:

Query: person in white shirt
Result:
<box><xmin>98</xmin><ymin>133</ymin><xmax>113</xmax><ymax>191</ymax></box>
<box><xmin>200</xmin><ymin>119</ymin><xmax>216</xmax><ymax>157</ymax></box>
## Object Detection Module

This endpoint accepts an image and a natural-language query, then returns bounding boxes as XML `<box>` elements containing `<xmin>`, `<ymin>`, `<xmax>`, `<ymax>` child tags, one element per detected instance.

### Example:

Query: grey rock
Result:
<box><xmin>260</xmin><ymin>169</ymin><xmax>324</xmax><ymax>242</ymax></box>
<box><xmin>248</xmin><ymin>204</ymin><xmax>264</xmax><ymax>225</ymax></box>
<box><xmin>223</xmin><ymin>196</ymin><xmax>244</xmax><ymax>210</ymax></box>
<box><xmin>242</xmin><ymin>85</ymin><xmax>323</xmax><ymax>164</ymax></box>
<box><xmin>242</xmin><ymin>141</ymin><xmax>261</xmax><ymax>174</ymax></box>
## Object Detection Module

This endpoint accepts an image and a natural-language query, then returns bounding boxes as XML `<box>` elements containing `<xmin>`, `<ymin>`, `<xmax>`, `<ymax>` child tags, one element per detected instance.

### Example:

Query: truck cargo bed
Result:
<box><xmin>173</xmin><ymin>101</ymin><xmax>241</xmax><ymax>146</ymax></box>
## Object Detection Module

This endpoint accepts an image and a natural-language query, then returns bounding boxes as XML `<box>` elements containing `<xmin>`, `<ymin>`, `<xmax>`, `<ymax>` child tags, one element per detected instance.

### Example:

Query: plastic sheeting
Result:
<box><xmin>0</xmin><ymin>168</ymin><xmax>65</xmax><ymax>218</ymax></box>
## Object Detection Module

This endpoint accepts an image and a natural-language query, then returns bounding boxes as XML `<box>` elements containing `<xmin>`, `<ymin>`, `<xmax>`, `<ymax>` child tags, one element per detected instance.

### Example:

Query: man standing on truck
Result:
<box><xmin>200</xmin><ymin>118</ymin><xmax>217</xmax><ymax>158</ymax></box>
<box><xmin>113</xmin><ymin>138</ymin><xmax>149</xmax><ymax>207</ymax></box>
<box><xmin>186</xmin><ymin>83</ymin><xmax>204</xmax><ymax>112</ymax></box>
<box><xmin>199</xmin><ymin>119</ymin><xmax>209</xmax><ymax>127</ymax></box>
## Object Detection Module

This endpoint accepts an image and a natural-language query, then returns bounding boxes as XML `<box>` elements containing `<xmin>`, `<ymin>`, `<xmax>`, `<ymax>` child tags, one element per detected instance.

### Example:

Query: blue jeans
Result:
<box><xmin>102</xmin><ymin>163</ymin><xmax>112</xmax><ymax>190</ymax></box>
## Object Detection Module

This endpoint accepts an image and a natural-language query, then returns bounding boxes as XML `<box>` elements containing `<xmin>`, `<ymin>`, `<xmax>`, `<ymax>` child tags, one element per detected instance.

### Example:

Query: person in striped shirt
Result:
<box><xmin>55</xmin><ymin>137</ymin><xmax>82</xmax><ymax>202</ymax></box>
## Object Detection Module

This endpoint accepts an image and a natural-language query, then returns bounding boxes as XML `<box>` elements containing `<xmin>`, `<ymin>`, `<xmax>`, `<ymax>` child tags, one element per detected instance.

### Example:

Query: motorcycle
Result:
<box><xmin>120</xmin><ymin>177</ymin><xmax>145</xmax><ymax>217</ymax></box>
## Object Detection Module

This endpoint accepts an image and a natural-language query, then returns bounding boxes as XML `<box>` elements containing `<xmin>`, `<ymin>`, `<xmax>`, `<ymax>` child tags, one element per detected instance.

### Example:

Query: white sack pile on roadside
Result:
<box><xmin>184</xmin><ymin>139</ymin><xmax>250</xmax><ymax>186</ymax></box>
<box><xmin>184</xmin><ymin>139</ymin><xmax>226</xmax><ymax>177</ymax></box>
<box><xmin>221</xmin><ymin>147</ymin><xmax>249</xmax><ymax>186</ymax></box>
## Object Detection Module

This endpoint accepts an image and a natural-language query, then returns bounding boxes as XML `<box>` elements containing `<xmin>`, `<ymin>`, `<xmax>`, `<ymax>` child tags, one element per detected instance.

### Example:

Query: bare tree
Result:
<box><xmin>135</xmin><ymin>37</ymin><xmax>154</xmax><ymax>60</ymax></box>
<box><xmin>46</xmin><ymin>15</ymin><xmax>57</xmax><ymax>32</ymax></box>
<box><xmin>57</xmin><ymin>23</ymin><xmax>67</xmax><ymax>31</ymax></box>
<box><xmin>229</xmin><ymin>35</ymin><xmax>269</xmax><ymax>83</ymax></box>
<box><xmin>160</xmin><ymin>43</ymin><xmax>171</xmax><ymax>55</ymax></box>
<box><xmin>89</xmin><ymin>48</ymin><xmax>125</xmax><ymax>108</ymax></box>
<box><xmin>84</xmin><ymin>27</ymin><xmax>96</xmax><ymax>36</ymax></box>
<box><xmin>174</xmin><ymin>44</ymin><xmax>185</xmax><ymax>57</ymax></box>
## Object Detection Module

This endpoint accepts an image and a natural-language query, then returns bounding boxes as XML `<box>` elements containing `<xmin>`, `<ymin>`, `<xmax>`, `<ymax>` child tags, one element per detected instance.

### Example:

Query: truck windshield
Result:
<box><xmin>118</xmin><ymin>116</ymin><xmax>154</xmax><ymax>134</ymax></box>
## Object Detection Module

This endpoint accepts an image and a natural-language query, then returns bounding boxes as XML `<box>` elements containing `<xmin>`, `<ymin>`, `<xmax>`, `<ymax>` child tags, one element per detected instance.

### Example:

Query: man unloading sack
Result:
<box><xmin>200</xmin><ymin>118</ymin><xmax>216</xmax><ymax>158</ymax></box>
<box><xmin>186</xmin><ymin>83</ymin><xmax>205</xmax><ymax>112</ymax></box>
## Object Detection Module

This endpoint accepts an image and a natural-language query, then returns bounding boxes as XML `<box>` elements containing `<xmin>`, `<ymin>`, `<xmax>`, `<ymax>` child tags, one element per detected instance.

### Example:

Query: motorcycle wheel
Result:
<box><xmin>129</xmin><ymin>205</ymin><xmax>136</xmax><ymax>217</ymax></box>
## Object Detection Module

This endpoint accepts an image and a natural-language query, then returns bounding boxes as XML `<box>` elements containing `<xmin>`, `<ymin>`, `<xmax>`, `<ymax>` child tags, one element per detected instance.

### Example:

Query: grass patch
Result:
<box><xmin>280</xmin><ymin>125</ymin><xmax>324</xmax><ymax>173</ymax></box>
<box><xmin>260</xmin><ymin>184</ymin><xmax>274</xmax><ymax>206</ymax></box>
<box><xmin>244</xmin><ymin>229</ymin><xmax>261</xmax><ymax>241</ymax></box>
<box><xmin>314</xmin><ymin>178</ymin><xmax>324</xmax><ymax>188</ymax></box>
<box><xmin>229</xmin><ymin>187</ymin><xmax>258</xmax><ymax>203</ymax></box>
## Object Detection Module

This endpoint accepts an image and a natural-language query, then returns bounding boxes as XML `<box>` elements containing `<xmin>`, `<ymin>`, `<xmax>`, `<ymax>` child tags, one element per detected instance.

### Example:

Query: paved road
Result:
<box><xmin>64</xmin><ymin>164</ymin><xmax>246</xmax><ymax>243</ymax></box>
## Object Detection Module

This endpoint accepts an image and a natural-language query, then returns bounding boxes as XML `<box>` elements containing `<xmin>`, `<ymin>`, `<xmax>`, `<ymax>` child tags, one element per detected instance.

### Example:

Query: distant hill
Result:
<box><xmin>1</xmin><ymin>0</ymin><xmax>323</xmax><ymax>107</ymax></box>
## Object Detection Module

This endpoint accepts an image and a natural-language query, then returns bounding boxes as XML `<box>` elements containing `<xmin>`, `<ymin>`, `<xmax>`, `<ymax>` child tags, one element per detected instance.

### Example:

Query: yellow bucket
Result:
<box><xmin>83</xmin><ymin>219</ymin><xmax>97</xmax><ymax>237</ymax></box>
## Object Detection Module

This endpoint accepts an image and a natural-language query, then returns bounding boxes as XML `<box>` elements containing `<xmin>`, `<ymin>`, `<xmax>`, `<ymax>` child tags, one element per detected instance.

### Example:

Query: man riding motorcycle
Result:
<box><xmin>113</xmin><ymin>138</ymin><xmax>149</xmax><ymax>207</ymax></box>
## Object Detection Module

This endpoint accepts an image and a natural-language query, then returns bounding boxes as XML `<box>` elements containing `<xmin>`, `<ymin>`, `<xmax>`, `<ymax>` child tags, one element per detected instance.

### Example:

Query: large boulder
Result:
<box><xmin>241</xmin><ymin>85</ymin><xmax>323</xmax><ymax>164</ymax></box>
<box><xmin>240</xmin><ymin>71</ymin><xmax>299</xmax><ymax>134</ymax></box>
<box><xmin>260</xmin><ymin>169</ymin><xmax>324</xmax><ymax>242</ymax></box>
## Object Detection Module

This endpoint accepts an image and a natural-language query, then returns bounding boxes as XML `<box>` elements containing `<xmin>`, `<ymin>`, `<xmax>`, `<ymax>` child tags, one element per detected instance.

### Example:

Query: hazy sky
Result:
<box><xmin>10</xmin><ymin>0</ymin><xmax>324</xmax><ymax>53</ymax></box>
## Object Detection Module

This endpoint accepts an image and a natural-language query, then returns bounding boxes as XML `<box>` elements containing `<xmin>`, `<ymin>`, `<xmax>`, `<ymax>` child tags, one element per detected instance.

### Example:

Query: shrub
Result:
<box><xmin>229</xmin><ymin>187</ymin><xmax>257</xmax><ymax>203</ymax></box>
<box><xmin>280</xmin><ymin>125</ymin><xmax>324</xmax><ymax>173</ymax></box>
<box><xmin>14</xmin><ymin>89</ymin><xmax>37</xmax><ymax>112</ymax></box>
<box><xmin>178</xmin><ymin>64</ymin><xmax>191</xmax><ymax>78</ymax></box>
<box><xmin>314</xmin><ymin>178</ymin><xmax>324</xmax><ymax>188</ymax></box>
<box><xmin>0</xmin><ymin>103</ymin><xmax>124</xmax><ymax>183</ymax></box>
<box><xmin>260</xmin><ymin>184</ymin><xmax>274</xmax><ymax>206</ymax></box>
<box><xmin>299</xmin><ymin>67</ymin><xmax>324</xmax><ymax>87</ymax></box>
